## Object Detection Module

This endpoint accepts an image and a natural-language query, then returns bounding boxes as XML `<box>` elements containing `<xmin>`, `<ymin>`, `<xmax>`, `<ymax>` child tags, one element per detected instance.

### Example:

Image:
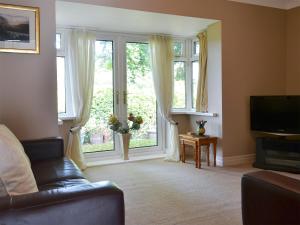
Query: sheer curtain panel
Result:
<box><xmin>150</xmin><ymin>35</ymin><xmax>180</xmax><ymax>162</ymax></box>
<box><xmin>66</xmin><ymin>30</ymin><xmax>96</xmax><ymax>170</ymax></box>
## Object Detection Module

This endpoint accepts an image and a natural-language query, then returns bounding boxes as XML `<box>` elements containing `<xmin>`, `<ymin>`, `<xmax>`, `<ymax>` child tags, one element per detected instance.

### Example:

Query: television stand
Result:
<box><xmin>254</xmin><ymin>137</ymin><xmax>300</xmax><ymax>173</ymax></box>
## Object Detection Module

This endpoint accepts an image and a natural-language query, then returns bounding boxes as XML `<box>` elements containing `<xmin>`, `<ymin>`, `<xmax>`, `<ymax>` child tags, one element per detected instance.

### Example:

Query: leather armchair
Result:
<box><xmin>0</xmin><ymin>138</ymin><xmax>125</xmax><ymax>225</ymax></box>
<box><xmin>241</xmin><ymin>171</ymin><xmax>300</xmax><ymax>225</ymax></box>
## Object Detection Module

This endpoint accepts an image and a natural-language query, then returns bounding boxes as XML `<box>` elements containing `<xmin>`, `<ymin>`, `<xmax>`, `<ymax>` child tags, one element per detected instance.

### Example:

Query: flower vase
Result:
<box><xmin>118</xmin><ymin>133</ymin><xmax>131</xmax><ymax>160</ymax></box>
<box><xmin>198</xmin><ymin>126</ymin><xmax>206</xmax><ymax>136</ymax></box>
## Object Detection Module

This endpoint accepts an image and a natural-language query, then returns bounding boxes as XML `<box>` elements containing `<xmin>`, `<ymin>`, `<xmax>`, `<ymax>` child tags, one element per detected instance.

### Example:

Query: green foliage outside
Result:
<box><xmin>83</xmin><ymin>138</ymin><xmax>157</xmax><ymax>153</ymax></box>
<box><xmin>82</xmin><ymin>41</ymin><xmax>157</xmax><ymax>153</ymax></box>
<box><xmin>173</xmin><ymin>62</ymin><xmax>186</xmax><ymax>108</ymax></box>
<box><xmin>126</xmin><ymin>42</ymin><xmax>151</xmax><ymax>83</ymax></box>
<box><xmin>95</xmin><ymin>40</ymin><xmax>113</xmax><ymax>71</ymax></box>
<box><xmin>82</xmin><ymin>41</ymin><xmax>184</xmax><ymax>153</ymax></box>
<box><xmin>173</xmin><ymin>42</ymin><xmax>183</xmax><ymax>57</ymax></box>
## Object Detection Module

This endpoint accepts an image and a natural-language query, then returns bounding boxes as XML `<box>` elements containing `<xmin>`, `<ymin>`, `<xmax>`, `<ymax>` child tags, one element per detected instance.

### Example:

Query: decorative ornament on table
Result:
<box><xmin>196</xmin><ymin>120</ymin><xmax>207</xmax><ymax>136</ymax></box>
<box><xmin>108</xmin><ymin>113</ymin><xmax>143</xmax><ymax>160</ymax></box>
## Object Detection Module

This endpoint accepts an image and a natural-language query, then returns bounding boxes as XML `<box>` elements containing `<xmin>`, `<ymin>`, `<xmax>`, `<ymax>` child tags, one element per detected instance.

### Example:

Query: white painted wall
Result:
<box><xmin>190</xmin><ymin>21</ymin><xmax>223</xmax><ymax>161</ymax></box>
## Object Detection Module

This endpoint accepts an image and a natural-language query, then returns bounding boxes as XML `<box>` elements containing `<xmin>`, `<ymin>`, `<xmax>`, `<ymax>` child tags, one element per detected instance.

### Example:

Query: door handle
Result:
<box><xmin>123</xmin><ymin>91</ymin><xmax>127</xmax><ymax>105</ymax></box>
<box><xmin>116</xmin><ymin>91</ymin><xmax>119</xmax><ymax>105</ymax></box>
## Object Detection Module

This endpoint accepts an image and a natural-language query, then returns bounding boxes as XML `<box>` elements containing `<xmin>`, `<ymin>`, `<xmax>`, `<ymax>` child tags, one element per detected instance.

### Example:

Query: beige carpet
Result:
<box><xmin>85</xmin><ymin>159</ymin><xmax>258</xmax><ymax>225</ymax></box>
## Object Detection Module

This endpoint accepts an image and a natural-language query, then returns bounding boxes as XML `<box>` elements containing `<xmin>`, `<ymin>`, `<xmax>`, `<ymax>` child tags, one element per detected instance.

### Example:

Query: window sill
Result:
<box><xmin>58</xmin><ymin>115</ymin><xmax>76</xmax><ymax>125</ymax></box>
<box><xmin>58</xmin><ymin>115</ymin><xmax>76</xmax><ymax>121</ymax></box>
<box><xmin>86</xmin><ymin>153</ymin><xmax>166</xmax><ymax>167</ymax></box>
<box><xmin>171</xmin><ymin>110</ymin><xmax>218</xmax><ymax>117</ymax></box>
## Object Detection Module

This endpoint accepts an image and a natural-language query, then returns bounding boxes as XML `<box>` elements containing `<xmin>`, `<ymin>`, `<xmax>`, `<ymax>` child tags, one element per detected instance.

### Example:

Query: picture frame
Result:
<box><xmin>0</xmin><ymin>3</ymin><xmax>40</xmax><ymax>54</ymax></box>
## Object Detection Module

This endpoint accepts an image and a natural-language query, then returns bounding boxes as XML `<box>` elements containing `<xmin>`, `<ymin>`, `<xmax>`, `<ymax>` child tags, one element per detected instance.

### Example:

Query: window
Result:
<box><xmin>79</xmin><ymin>35</ymin><xmax>162</xmax><ymax>156</ymax></box>
<box><xmin>56</xmin><ymin>32</ymin><xmax>66</xmax><ymax>115</ymax></box>
<box><xmin>126</xmin><ymin>42</ymin><xmax>158</xmax><ymax>149</ymax></box>
<box><xmin>56</xmin><ymin>34</ymin><xmax>61</xmax><ymax>49</ymax></box>
<box><xmin>173</xmin><ymin>41</ymin><xmax>184</xmax><ymax>57</ymax></box>
<box><xmin>173</xmin><ymin>61</ymin><xmax>186</xmax><ymax>108</ymax></box>
<box><xmin>57</xmin><ymin>56</ymin><xmax>66</xmax><ymax>113</ymax></box>
<box><xmin>172</xmin><ymin>39</ymin><xmax>199</xmax><ymax>111</ymax></box>
<box><xmin>192</xmin><ymin>61</ymin><xmax>199</xmax><ymax>109</ymax></box>
<box><xmin>82</xmin><ymin>40</ymin><xmax>114</xmax><ymax>153</ymax></box>
<box><xmin>193</xmin><ymin>40</ymin><xmax>199</xmax><ymax>56</ymax></box>
<box><xmin>55</xmin><ymin>30</ymin><xmax>200</xmax><ymax>158</ymax></box>
<box><xmin>56</xmin><ymin>30</ymin><xmax>73</xmax><ymax>118</ymax></box>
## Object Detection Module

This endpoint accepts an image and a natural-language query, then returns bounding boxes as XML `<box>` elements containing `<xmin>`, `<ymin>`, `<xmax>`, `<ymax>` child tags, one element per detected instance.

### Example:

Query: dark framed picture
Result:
<box><xmin>0</xmin><ymin>3</ymin><xmax>40</xmax><ymax>54</ymax></box>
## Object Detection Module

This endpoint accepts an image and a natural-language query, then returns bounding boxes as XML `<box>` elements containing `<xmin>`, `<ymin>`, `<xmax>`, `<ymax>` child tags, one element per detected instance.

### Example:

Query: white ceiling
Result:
<box><xmin>56</xmin><ymin>1</ymin><xmax>218</xmax><ymax>37</ymax></box>
<box><xmin>228</xmin><ymin>0</ymin><xmax>300</xmax><ymax>9</ymax></box>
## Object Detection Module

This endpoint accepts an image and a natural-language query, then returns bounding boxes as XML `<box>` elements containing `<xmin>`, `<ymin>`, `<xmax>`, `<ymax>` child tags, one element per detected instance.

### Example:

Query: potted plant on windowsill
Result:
<box><xmin>108</xmin><ymin>113</ymin><xmax>143</xmax><ymax>160</ymax></box>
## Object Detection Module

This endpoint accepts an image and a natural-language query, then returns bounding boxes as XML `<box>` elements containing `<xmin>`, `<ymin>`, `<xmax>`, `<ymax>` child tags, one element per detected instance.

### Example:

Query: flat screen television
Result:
<box><xmin>250</xmin><ymin>96</ymin><xmax>300</xmax><ymax>134</ymax></box>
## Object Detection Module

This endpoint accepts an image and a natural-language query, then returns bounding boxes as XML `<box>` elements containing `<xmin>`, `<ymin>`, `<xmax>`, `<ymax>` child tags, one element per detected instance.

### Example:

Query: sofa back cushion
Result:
<box><xmin>0</xmin><ymin>125</ymin><xmax>38</xmax><ymax>195</ymax></box>
<box><xmin>0</xmin><ymin>178</ymin><xmax>8</xmax><ymax>197</ymax></box>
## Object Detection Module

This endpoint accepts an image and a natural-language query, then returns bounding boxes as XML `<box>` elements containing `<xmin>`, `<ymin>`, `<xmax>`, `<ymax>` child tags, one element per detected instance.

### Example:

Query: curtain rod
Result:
<box><xmin>56</xmin><ymin>25</ymin><xmax>204</xmax><ymax>39</ymax></box>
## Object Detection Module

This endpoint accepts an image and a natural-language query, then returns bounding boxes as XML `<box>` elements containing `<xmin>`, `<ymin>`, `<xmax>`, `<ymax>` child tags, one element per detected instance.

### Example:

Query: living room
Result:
<box><xmin>0</xmin><ymin>0</ymin><xmax>299</xmax><ymax>225</ymax></box>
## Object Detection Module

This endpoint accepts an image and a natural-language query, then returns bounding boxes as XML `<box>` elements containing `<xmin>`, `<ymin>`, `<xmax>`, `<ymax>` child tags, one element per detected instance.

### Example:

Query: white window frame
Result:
<box><xmin>191</xmin><ymin>38</ymin><xmax>200</xmax><ymax>110</ymax></box>
<box><xmin>123</xmin><ymin>34</ymin><xmax>164</xmax><ymax>157</ymax></box>
<box><xmin>192</xmin><ymin>38</ymin><xmax>200</xmax><ymax>58</ymax></box>
<box><xmin>171</xmin><ymin>38</ymin><xmax>199</xmax><ymax>113</ymax></box>
<box><xmin>172</xmin><ymin>61</ymin><xmax>187</xmax><ymax>109</ymax></box>
<box><xmin>56</xmin><ymin>28</ymin><xmax>74</xmax><ymax>119</ymax></box>
<box><xmin>78</xmin><ymin>31</ymin><xmax>165</xmax><ymax>162</ymax></box>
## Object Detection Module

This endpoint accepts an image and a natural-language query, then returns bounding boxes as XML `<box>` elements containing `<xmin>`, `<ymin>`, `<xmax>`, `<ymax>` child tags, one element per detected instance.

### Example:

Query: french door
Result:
<box><xmin>83</xmin><ymin>34</ymin><xmax>163</xmax><ymax>159</ymax></box>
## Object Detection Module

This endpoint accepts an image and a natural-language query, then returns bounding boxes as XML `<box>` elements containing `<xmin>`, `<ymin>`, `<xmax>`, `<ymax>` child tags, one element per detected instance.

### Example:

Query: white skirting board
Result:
<box><xmin>216</xmin><ymin>154</ymin><xmax>256</xmax><ymax>167</ymax></box>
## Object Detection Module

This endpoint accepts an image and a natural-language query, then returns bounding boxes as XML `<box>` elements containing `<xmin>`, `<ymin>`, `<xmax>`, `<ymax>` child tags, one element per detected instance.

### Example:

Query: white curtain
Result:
<box><xmin>150</xmin><ymin>35</ymin><xmax>180</xmax><ymax>162</ymax></box>
<box><xmin>66</xmin><ymin>30</ymin><xmax>96</xmax><ymax>170</ymax></box>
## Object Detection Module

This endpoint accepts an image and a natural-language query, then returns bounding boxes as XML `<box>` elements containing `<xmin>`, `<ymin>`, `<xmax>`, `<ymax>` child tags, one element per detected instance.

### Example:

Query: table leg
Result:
<box><xmin>180</xmin><ymin>141</ymin><xmax>182</xmax><ymax>161</ymax></box>
<box><xmin>182</xmin><ymin>141</ymin><xmax>186</xmax><ymax>163</ymax></box>
<box><xmin>207</xmin><ymin>144</ymin><xmax>210</xmax><ymax>166</ymax></box>
<box><xmin>198</xmin><ymin>145</ymin><xmax>201</xmax><ymax>169</ymax></box>
<box><xmin>213</xmin><ymin>141</ymin><xmax>217</xmax><ymax>167</ymax></box>
<box><xmin>195</xmin><ymin>143</ymin><xmax>199</xmax><ymax>168</ymax></box>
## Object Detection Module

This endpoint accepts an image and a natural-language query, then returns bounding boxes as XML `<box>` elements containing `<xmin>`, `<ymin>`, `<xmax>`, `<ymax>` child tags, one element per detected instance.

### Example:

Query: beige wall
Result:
<box><xmin>0</xmin><ymin>0</ymin><xmax>59</xmax><ymax>140</ymax></box>
<box><xmin>0</xmin><ymin>0</ymin><xmax>290</xmax><ymax>159</ymax></box>
<box><xmin>286</xmin><ymin>7</ymin><xmax>300</xmax><ymax>95</ymax></box>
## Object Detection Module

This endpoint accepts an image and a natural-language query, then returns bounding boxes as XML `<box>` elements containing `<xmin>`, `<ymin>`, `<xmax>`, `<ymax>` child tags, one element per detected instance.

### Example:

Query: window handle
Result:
<box><xmin>116</xmin><ymin>91</ymin><xmax>119</xmax><ymax>105</ymax></box>
<box><xmin>123</xmin><ymin>91</ymin><xmax>127</xmax><ymax>105</ymax></box>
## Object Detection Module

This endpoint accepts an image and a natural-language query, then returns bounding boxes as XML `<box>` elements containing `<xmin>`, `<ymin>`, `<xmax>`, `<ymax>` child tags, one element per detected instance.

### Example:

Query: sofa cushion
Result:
<box><xmin>31</xmin><ymin>157</ymin><xmax>85</xmax><ymax>186</ymax></box>
<box><xmin>0</xmin><ymin>125</ymin><xmax>38</xmax><ymax>195</ymax></box>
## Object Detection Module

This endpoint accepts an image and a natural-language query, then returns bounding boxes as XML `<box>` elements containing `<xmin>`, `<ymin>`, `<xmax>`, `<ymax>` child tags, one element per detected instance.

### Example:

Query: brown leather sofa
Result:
<box><xmin>241</xmin><ymin>171</ymin><xmax>300</xmax><ymax>225</ymax></box>
<box><xmin>0</xmin><ymin>137</ymin><xmax>125</xmax><ymax>225</ymax></box>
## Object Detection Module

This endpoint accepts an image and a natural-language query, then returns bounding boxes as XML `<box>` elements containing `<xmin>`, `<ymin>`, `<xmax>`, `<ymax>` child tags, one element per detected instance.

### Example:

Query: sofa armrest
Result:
<box><xmin>21</xmin><ymin>137</ymin><xmax>64</xmax><ymax>163</ymax></box>
<box><xmin>241</xmin><ymin>171</ymin><xmax>300</xmax><ymax>225</ymax></box>
<box><xmin>0</xmin><ymin>181</ymin><xmax>124</xmax><ymax>225</ymax></box>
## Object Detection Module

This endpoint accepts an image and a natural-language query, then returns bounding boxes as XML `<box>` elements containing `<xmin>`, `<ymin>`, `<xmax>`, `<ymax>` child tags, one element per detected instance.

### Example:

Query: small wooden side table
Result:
<box><xmin>179</xmin><ymin>134</ymin><xmax>218</xmax><ymax>169</ymax></box>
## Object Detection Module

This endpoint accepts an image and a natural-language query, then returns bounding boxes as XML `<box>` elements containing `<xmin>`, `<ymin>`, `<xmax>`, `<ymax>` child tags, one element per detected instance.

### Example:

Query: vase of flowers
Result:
<box><xmin>196</xmin><ymin>120</ymin><xmax>207</xmax><ymax>136</ymax></box>
<box><xmin>117</xmin><ymin>133</ymin><xmax>131</xmax><ymax>160</ymax></box>
<box><xmin>108</xmin><ymin>113</ymin><xmax>143</xmax><ymax>160</ymax></box>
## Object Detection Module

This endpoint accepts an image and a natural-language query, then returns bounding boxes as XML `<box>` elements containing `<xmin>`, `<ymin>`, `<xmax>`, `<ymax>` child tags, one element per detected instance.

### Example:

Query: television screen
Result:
<box><xmin>250</xmin><ymin>96</ymin><xmax>300</xmax><ymax>134</ymax></box>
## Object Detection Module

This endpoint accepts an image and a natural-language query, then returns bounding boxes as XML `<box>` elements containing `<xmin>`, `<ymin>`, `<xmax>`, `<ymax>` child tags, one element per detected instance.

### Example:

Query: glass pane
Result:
<box><xmin>173</xmin><ymin>42</ymin><xmax>183</xmax><ymax>57</ymax></box>
<box><xmin>173</xmin><ymin>62</ymin><xmax>186</xmax><ymax>108</ymax></box>
<box><xmin>82</xmin><ymin>41</ymin><xmax>114</xmax><ymax>153</ymax></box>
<box><xmin>193</xmin><ymin>41</ymin><xmax>199</xmax><ymax>56</ymax></box>
<box><xmin>192</xmin><ymin>61</ymin><xmax>199</xmax><ymax>109</ymax></box>
<box><xmin>56</xmin><ymin>34</ymin><xmax>61</xmax><ymax>49</ymax></box>
<box><xmin>57</xmin><ymin>57</ymin><xmax>66</xmax><ymax>114</ymax></box>
<box><xmin>126</xmin><ymin>42</ymin><xmax>157</xmax><ymax>149</ymax></box>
